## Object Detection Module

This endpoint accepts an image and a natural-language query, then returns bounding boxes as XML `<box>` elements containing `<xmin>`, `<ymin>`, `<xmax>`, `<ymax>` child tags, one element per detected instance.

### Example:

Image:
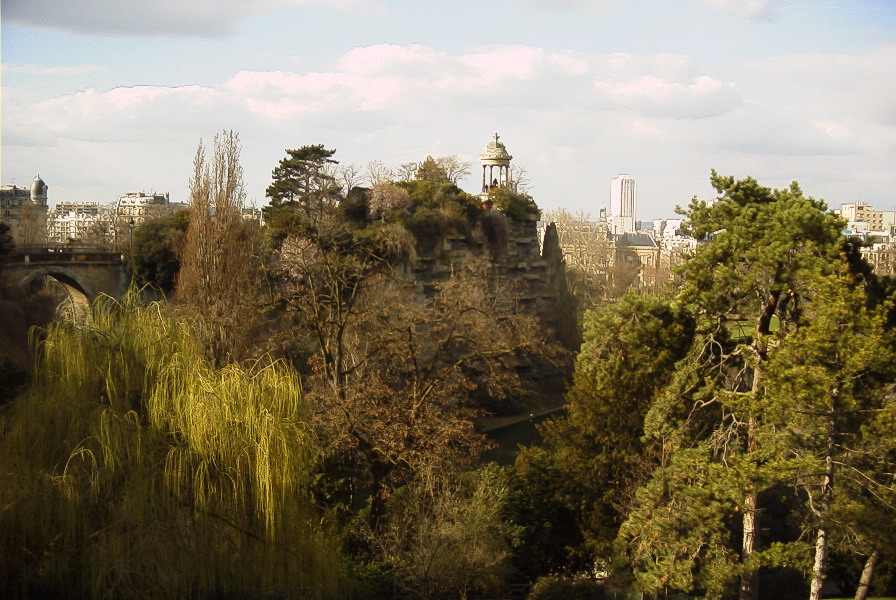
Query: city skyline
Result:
<box><xmin>3</xmin><ymin>1</ymin><xmax>895</xmax><ymax>217</ymax></box>
<box><xmin>6</xmin><ymin>164</ymin><xmax>896</xmax><ymax>223</ymax></box>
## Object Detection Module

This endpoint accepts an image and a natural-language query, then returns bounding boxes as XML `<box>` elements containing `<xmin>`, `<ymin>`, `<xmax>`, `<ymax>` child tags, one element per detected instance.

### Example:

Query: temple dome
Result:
<box><xmin>480</xmin><ymin>134</ymin><xmax>512</xmax><ymax>163</ymax></box>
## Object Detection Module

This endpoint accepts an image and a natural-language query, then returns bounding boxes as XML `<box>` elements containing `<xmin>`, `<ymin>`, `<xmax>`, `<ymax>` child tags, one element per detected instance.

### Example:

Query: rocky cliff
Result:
<box><xmin>409</xmin><ymin>211</ymin><xmax>576</xmax><ymax>349</ymax></box>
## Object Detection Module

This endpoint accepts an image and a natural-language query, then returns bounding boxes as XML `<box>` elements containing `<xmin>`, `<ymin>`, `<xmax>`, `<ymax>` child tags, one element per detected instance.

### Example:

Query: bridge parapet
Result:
<box><xmin>3</xmin><ymin>247</ymin><xmax>130</xmax><ymax>302</ymax></box>
<box><xmin>5</xmin><ymin>247</ymin><xmax>125</xmax><ymax>266</ymax></box>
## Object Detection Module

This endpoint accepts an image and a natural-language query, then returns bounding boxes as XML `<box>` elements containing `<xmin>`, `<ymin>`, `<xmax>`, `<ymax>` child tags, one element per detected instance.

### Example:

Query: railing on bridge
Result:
<box><xmin>4</xmin><ymin>246</ymin><xmax>125</xmax><ymax>265</ymax></box>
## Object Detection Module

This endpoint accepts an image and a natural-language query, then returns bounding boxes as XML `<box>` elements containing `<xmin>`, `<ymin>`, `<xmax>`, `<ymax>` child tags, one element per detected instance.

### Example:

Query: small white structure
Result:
<box><xmin>480</xmin><ymin>133</ymin><xmax>513</xmax><ymax>197</ymax></box>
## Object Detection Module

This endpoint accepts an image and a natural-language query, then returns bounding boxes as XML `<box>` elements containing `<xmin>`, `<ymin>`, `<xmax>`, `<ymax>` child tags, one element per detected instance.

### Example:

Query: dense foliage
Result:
<box><xmin>489</xmin><ymin>186</ymin><xmax>541</xmax><ymax>221</ymax></box>
<box><xmin>0</xmin><ymin>294</ymin><xmax>341</xmax><ymax>598</ymax></box>
<box><xmin>131</xmin><ymin>210</ymin><xmax>190</xmax><ymax>294</ymax></box>
<box><xmin>6</xmin><ymin>135</ymin><xmax>896</xmax><ymax>600</ymax></box>
<box><xmin>507</xmin><ymin>295</ymin><xmax>695</xmax><ymax>582</ymax></box>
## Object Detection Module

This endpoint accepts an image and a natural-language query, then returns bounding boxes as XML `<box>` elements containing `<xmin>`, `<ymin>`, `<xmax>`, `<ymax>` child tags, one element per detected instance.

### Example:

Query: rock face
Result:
<box><xmin>409</xmin><ymin>211</ymin><xmax>578</xmax><ymax>351</ymax></box>
<box><xmin>405</xmin><ymin>210</ymin><xmax>577</xmax><ymax>414</ymax></box>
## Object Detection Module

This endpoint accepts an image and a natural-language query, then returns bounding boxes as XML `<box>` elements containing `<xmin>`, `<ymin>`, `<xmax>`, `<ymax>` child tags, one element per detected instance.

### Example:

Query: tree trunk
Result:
<box><xmin>739</xmin><ymin>293</ymin><xmax>779</xmax><ymax>600</ymax></box>
<box><xmin>808</xmin><ymin>524</ymin><xmax>829</xmax><ymax>600</ymax></box>
<box><xmin>740</xmin><ymin>485</ymin><xmax>759</xmax><ymax>600</ymax></box>
<box><xmin>809</xmin><ymin>425</ymin><xmax>835</xmax><ymax>600</ymax></box>
<box><xmin>853</xmin><ymin>550</ymin><xmax>879</xmax><ymax>600</ymax></box>
<box><xmin>739</xmin><ymin>372</ymin><xmax>762</xmax><ymax>600</ymax></box>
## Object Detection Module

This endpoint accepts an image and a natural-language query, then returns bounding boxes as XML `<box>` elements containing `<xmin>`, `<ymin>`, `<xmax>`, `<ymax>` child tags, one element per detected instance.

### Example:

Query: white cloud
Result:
<box><xmin>337</xmin><ymin>44</ymin><xmax>442</xmax><ymax>74</ymax></box>
<box><xmin>525</xmin><ymin>0</ymin><xmax>609</xmax><ymax>11</ymax></box>
<box><xmin>1</xmin><ymin>0</ymin><xmax>375</xmax><ymax>36</ymax></box>
<box><xmin>707</xmin><ymin>104</ymin><xmax>862</xmax><ymax>156</ymax></box>
<box><xmin>630</xmin><ymin>119</ymin><xmax>664</xmax><ymax>139</ymax></box>
<box><xmin>5</xmin><ymin>85</ymin><xmax>224</xmax><ymax>145</ymax></box>
<box><xmin>5</xmin><ymin>43</ymin><xmax>893</xmax><ymax>213</ymax></box>
<box><xmin>744</xmin><ymin>46</ymin><xmax>896</xmax><ymax>128</ymax></box>
<box><xmin>226</xmin><ymin>69</ymin><xmax>404</xmax><ymax>117</ymax></box>
<box><xmin>593</xmin><ymin>75</ymin><xmax>742</xmax><ymax>118</ymax></box>
<box><xmin>704</xmin><ymin>0</ymin><xmax>776</xmax><ymax>20</ymax></box>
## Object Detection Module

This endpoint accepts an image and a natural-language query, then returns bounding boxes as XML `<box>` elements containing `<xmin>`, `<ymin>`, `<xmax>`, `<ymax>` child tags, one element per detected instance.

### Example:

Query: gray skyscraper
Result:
<box><xmin>609</xmin><ymin>173</ymin><xmax>636</xmax><ymax>234</ymax></box>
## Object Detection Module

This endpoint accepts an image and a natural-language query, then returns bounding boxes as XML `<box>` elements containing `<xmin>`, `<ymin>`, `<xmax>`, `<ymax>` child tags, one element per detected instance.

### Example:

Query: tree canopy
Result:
<box><xmin>131</xmin><ymin>209</ymin><xmax>190</xmax><ymax>294</ymax></box>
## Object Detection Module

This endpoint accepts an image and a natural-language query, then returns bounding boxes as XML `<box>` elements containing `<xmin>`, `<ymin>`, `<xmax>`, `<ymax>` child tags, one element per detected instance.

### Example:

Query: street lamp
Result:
<box><xmin>128</xmin><ymin>217</ymin><xmax>135</xmax><ymax>277</ymax></box>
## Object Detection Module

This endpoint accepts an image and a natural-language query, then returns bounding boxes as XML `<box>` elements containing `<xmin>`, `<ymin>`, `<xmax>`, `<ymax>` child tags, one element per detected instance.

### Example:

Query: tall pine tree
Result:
<box><xmin>620</xmin><ymin>172</ymin><xmax>845</xmax><ymax>599</ymax></box>
<box><xmin>265</xmin><ymin>144</ymin><xmax>340</xmax><ymax>230</ymax></box>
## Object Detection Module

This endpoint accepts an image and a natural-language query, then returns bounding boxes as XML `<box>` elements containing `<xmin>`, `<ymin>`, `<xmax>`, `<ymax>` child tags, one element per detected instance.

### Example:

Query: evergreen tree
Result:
<box><xmin>764</xmin><ymin>272</ymin><xmax>896</xmax><ymax>600</ymax></box>
<box><xmin>620</xmin><ymin>172</ymin><xmax>845</xmax><ymax>599</ymax></box>
<box><xmin>509</xmin><ymin>294</ymin><xmax>694</xmax><ymax>581</ymax></box>
<box><xmin>414</xmin><ymin>155</ymin><xmax>450</xmax><ymax>183</ymax></box>
<box><xmin>266</xmin><ymin>144</ymin><xmax>340</xmax><ymax>228</ymax></box>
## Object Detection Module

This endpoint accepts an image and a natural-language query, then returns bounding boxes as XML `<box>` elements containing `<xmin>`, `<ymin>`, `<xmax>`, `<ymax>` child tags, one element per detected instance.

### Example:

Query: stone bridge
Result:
<box><xmin>3</xmin><ymin>247</ymin><xmax>130</xmax><ymax>306</ymax></box>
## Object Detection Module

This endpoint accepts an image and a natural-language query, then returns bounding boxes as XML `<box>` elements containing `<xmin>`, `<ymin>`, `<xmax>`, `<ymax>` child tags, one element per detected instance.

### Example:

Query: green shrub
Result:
<box><xmin>405</xmin><ymin>206</ymin><xmax>446</xmax><ymax>253</ymax></box>
<box><xmin>131</xmin><ymin>209</ymin><xmax>190</xmax><ymax>294</ymax></box>
<box><xmin>396</xmin><ymin>178</ymin><xmax>482</xmax><ymax>253</ymax></box>
<box><xmin>527</xmin><ymin>575</ymin><xmax>607</xmax><ymax>600</ymax></box>
<box><xmin>490</xmin><ymin>187</ymin><xmax>540</xmax><ymax>221</ymax></box>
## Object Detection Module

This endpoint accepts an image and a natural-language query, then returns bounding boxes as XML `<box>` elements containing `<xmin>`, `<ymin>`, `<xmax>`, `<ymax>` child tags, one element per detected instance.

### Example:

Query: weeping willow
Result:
<box><xmin>0</xmin><ymin>292</ymin><xmax>342</xmax><ymax>599</ymax></box>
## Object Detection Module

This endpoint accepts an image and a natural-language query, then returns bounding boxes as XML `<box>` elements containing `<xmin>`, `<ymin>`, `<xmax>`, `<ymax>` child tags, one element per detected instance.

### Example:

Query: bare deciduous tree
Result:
<box><xmin>307</xmin><ymin>259</ymin><xmax>549</xmax><ymax>525</ymax></box>
<box><xmin>510</xmin><ymin>164</ymin><xmax>531</xmax><ymax>194</ymax></box>
<box><xmin>337</xmin><ymin>163</ymin><xmax>364</xmax><ymax>197</ymax></box>
<box><xmin>435</xmin><ymin>156</ymin><xmax>472</xmax><ymax>185</ymax></box>
<box><xmin>542</xmin><ymin>209</ymin><xmax>610</xmax><ymax>307</ymax></box>
<box><xmin>18</xmin><ymin>203</ymin><xmax>47</xmax><ymax>247</ymax></box>
<box><xmin>277</xmin><ymin>215</ymin><xmax>552</xmax><ymax>526</ymax></box>
<box><xmin>395</xmin><ymin>161</ymin><xmax>419</xmax><ymax>182</ymax></box>
<box><xmin>366</xmin><ymin>160</ymin><xmax>395</xmax><ymax>186</ymax></box>
<box><xmin>369</xmin><ymin>182</ymin><xmax>411</xmax><ymax>219</ymax></box>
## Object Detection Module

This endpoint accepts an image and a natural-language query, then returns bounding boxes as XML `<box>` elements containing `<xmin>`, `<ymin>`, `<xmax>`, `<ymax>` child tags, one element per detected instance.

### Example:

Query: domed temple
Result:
<box><xmin>480</xmin><ymin>133</ymin><xmax>512</xmax><ymax>198</ymax></box>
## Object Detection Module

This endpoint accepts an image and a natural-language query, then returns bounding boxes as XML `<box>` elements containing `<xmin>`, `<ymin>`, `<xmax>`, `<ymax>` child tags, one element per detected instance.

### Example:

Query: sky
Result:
<box><xmin>2</xmin><ymin>0</ymin><xmax>895</xmax><ymax>219</ymax></box>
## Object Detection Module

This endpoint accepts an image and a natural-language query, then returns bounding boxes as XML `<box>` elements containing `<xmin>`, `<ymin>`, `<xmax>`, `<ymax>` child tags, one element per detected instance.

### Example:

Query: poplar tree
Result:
<box><xmin>178</xmin><ymin>131</ymin><xmax>265</xmax><ymax>365</ymax></box>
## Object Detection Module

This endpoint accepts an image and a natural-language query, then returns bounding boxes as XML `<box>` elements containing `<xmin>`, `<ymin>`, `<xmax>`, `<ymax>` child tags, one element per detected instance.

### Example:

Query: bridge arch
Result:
<box><xmin>18</xmin><ymin>268</ymin><xmax>95</xmax><ymax>316</ymax></box>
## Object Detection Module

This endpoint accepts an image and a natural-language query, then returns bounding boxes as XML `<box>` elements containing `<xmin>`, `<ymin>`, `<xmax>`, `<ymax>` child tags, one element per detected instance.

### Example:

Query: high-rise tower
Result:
<box><xmin>609</xmin><ymin>174</ymin><xmax>636</xmax><ymax>234</ymax></box>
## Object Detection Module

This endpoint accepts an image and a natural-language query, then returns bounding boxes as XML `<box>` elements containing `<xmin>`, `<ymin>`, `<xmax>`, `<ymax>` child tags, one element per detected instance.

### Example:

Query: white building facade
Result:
<box><xmin>653</xmin><ymin>218</ymin><xmax>698</xmax><ymax>252</ymax></box>
<box><xmin>47</xmin><ymin>202</ymin><xmax>115</xmax><ymax>245</ymax></box>
<box><xmin>115</xmin><ymin>192</ymin><xmax>179</xmax><ymax>224</ymax></box>
<box><xmin>835</xmin><ymin>202</ymin><xmax>896</xmax><ymax>236</ymax></box>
